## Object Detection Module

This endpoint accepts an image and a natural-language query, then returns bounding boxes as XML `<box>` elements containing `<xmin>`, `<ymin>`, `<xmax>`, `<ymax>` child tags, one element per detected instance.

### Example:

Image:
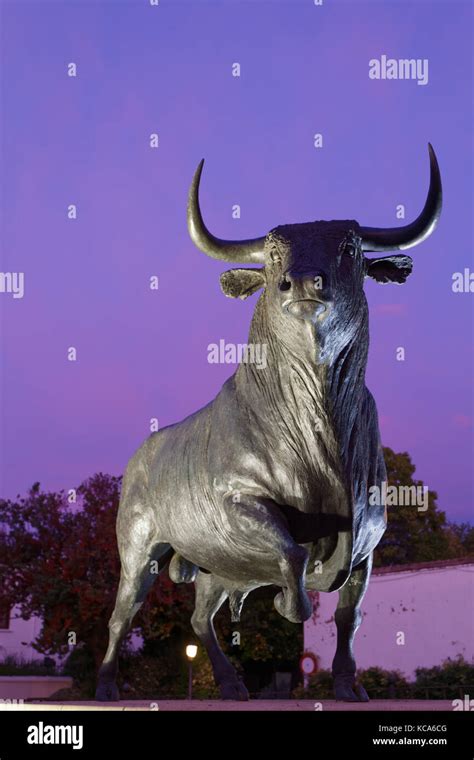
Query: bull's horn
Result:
<box><xmin>187</xmin><ymin>159</ymin><xmax>266</xmax><ymax>264</ymax></box>
<box><xmin>360</xmin><ymin>144</ymin><xmax>442</xmax><ymax>252</ymax></box>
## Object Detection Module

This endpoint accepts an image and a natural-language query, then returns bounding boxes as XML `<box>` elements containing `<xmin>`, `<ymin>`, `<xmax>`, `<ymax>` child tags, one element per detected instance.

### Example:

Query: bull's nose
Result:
<box><xmin>279</xmin><ymin>271</ymin><xmax>329</xmax><ymax>297</ymax></box>
<box><xmin>285</xmin><ymin>299</ymin><xmax>327</xmax><ymax>321</ymax></box>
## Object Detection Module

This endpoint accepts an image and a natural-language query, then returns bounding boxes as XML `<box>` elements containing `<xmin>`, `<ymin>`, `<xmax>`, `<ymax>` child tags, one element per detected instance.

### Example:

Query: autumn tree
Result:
<box><xmin>0</xmin><ymin>474</ymin><xmax>193</xmax><ymax>668</ymax></box>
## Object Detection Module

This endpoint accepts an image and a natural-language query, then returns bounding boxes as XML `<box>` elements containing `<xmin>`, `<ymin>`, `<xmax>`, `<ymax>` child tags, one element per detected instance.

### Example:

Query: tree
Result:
<box><xmin>0</xmin><ymin>473</ymin><xmax>299</xmax><ymax>695</ymax></box>
<box><xmin>373</xmin><ymin>448</ymin><xmax>468</xmax><ymax>566</ymax></box>
<box><xmin>0</xmin><ymin>450</ymin><xmax>471</xmax><ymax>693</ymax></box>
<box><xmin>0</xmin><ymin>474</ymin><xmax>193</xmax><ymax>668</ymax></box>
<box><xmin>448</xmin><ymin>522</ymin><xmax>474</xmax><ymax>556</ymax></box>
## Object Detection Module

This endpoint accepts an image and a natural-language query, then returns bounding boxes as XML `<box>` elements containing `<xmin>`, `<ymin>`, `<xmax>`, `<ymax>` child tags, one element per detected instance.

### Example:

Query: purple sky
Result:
<box><xmin>0</xmin><ymin>0</ymin><xmax>472</xmax><ymax>523</ymax></box>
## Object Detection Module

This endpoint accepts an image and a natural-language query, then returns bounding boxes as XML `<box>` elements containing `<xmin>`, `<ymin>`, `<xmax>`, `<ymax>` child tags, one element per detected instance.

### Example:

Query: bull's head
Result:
<box><xmin>187</xmin><ymin>146</ymin><xmax>441</xmax><ymax>351</ymax></box>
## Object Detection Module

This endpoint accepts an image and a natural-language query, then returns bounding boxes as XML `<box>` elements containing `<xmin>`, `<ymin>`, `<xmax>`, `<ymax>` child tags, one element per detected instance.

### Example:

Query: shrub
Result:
<box><xmin>0</xmin><ymin>655</ymin><xmax>58</xmax><ymax>676</ymax></box>
<box><xmin>292</xmin><ymin>658</ymin><xmax>474</xmax><ymax>700</ymax></box>
<box><xmin>412</xmin><ymin>657</ymin><xmax>474</xmax><ymax>700</ymax></box>
<box><xmin>355</xmin><ymin>667</ymin><xmax>411</xmax><ymax>699</ymax></box>
<box><xmin>61</xmin><ymin>646</ymin><xmax>97</xmax><ymax>696</ymax></box>
<box><xmin>292</xmin><ymin>669</ymin><xmax>334</xmax><ymax>699</ymax></box>
<box><xmin>293</xmin><ymin>667</ymin><xmax>410</xmax><ymax>699</ymax></box>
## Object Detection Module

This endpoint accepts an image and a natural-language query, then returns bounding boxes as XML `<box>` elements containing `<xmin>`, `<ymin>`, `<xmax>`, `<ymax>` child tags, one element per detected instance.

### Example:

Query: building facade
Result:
<box><xmin>0</xmin><ymin>605</ymin><xmax>44</xmax><ymax>662</ymax></box>
<box><xmin>0</xmin><ymin>604</ymin><xmax>142</xmax><ymax>664</ymax></box>
<box><xmin>304</xmin><ymin>558</ymin><xmax>474</xmax><ymax>679</ymax></box>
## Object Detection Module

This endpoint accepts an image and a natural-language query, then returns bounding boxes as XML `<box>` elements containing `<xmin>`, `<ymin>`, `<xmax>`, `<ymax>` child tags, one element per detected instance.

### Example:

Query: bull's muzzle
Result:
<box><xmin>284</xmin><ymin>298</ymin><xmax>328</xmax><ymax>321</ymax></box>
<box><xmin>281</xmin><ymin>271</ymin><xmax>331</xmax><ymax>321</ymax></box>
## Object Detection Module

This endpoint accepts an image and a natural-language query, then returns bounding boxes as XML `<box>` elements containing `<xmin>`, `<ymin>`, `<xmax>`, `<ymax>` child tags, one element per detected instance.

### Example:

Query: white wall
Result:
<box><xmin>304</xmin><ymin>562</ymin><xmax>474</xmax><ymax>680</ymax></box>
<box><xmin>0</xmin><ymin>607</ymin><xmax>143</xmax><ymax>664</ymax></box>
<box><xmin>0</xmin><ymin>608</ymin><xmax>44</xmax><ymax>662</ymax></box>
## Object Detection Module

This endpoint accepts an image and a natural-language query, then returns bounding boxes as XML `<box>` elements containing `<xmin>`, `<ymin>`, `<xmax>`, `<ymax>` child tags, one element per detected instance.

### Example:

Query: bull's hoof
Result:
<box><xmin>354</xmin><ymin>683</ymin><xmax>369</xmax><ymax>702</ymax></box>
<box><xmin>334</xmin><ymin>674</ymin><xmax>369</xmax><ymax>703</ymax></box>
<box><xmin>274</xmin><ymin>589</ymin><xmax>312</xmax><ymax>624</ymax></box>
<box><xmin>219</xmin><ymin>678</ymin><xmax>249</xmax><ymax>701</ymax></box>
<box><xmin>95</xmin><ymin>680</ymin><xmax>120</xmax><ymax>702</ymax></box>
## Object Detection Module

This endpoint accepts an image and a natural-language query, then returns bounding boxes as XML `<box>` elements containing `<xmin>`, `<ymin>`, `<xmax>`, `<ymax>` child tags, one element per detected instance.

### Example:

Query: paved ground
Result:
<box><xmin>0</xmin><ymin>700</ymin><xmax>454</xmax><ymax>711</ymax></box>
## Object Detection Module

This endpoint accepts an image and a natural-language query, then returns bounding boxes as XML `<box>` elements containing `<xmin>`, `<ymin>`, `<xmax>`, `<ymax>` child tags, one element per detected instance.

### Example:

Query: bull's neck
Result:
<box><xmin>234</xmin><ymin>293</ymin><xmax>369</xmax><ymax>472</ymax></box>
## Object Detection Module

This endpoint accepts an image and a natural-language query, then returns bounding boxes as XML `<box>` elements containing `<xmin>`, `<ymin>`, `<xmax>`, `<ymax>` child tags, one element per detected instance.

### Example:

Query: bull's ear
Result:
<box><xmin>365</xmin><ymin>255</ymin><xmax>413</xmax><ymax>284</ymax></box>
<box><xmin>220</xmin><ymin>268</ymin><xmax>266</xmax><ymax>299</ymax></box>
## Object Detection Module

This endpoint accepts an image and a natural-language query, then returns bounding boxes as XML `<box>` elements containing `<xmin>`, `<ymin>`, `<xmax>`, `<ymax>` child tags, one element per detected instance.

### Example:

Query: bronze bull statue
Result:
<box><xmin>96</xmin><ymin>145</ymin><xmax>442</xmax><ymax>702</ymax></box>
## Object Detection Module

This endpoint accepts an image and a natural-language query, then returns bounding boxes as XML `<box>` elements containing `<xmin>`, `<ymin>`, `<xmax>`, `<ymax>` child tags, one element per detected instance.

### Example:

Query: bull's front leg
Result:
<box><xmin>332</xmin><ymin>553</ymin><xmax>372</xmax><ymax>702</ymax></box>
<box><xmin>223</xmin><ymin>494</ymin><xmax>312</xmax><ymax>623</ymax></box>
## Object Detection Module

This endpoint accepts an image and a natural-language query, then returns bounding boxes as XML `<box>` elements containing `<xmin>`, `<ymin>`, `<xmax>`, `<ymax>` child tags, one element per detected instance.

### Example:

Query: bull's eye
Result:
<box><xmin>270</xmin><ymin>250</ymin><xmax>281</xmax><ymax>264</ymax></box>
<box><xmin>344</xmin><ymin>245</ymin><xmax>355</xmax><ymax>257</ymax></box>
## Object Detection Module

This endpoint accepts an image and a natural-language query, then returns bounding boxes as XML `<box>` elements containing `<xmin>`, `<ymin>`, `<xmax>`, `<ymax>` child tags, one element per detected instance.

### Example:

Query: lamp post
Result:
<box><xmin>186</xmin><ymin>644</ymin><xmax>198</xmax><ymax>700</ymax></box>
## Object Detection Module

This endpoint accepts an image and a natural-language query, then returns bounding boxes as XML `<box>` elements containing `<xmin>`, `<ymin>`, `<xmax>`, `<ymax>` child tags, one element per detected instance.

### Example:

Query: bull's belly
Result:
<box><xmin>151</xmin><ymin>480</ymin><xmax>354</xmax><ymax>591</ymax></box>
<box><xmin>165</xmin><ymin>523</ymin><xmax>351</xmax><ymax>592</ymax></box>
<box><xmin>167</xmin><ymin>532</ymin><xmax>285</xmax><ymax>586</ymax></box>
<box><xmin>147</xmin><ymin>450</ymin><xmax>380</xmax><ymax>592</ymax></box>
<box><xmin>170</xmin><ymin>534</ymin><xmax>353</xmax><ymax>593</ymax></box>
<box><xmin>147</xmin><ymin>483</ymin><xmax>277</xmax><ymax>583</ymax></box>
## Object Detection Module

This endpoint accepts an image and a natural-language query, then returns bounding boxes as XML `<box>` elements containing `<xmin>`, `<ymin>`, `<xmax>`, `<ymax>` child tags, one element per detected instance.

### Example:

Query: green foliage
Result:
<box><xmin>293</xmin><ymin>658</ymin><xmax>474</xmax><ymax>700</ymax></box>
<box><xmin>448</xmin><ymin>523</ymin><xmax>474</xmax><ymax>556</ymax></box>
<box><xmin>187</xmin><ymin>654</ymin><xmax>221</xmax><ymax>700</ymax></box>
<box><xmin>293</xmin><ymin>668</ymin><xmax>410</xmax><ymax>699</ymax></box>
<box><xmin>215</xmin><ymin>586</ymin><xmax>303</xmax><ymax>664</ymax></box>
<box><xmin>292</xmin><ymin>669</ymin><xmax>334</xmax><ymax>699</ymax></box>
<box><xmin>352</xmin><ymin>667</ymin><xmax>412</xmax><ymax>699</ymax></box>
<box><xmin>58</xmin><ymin>645</ymin><xmax>220</xmax><ymax>700</ymax></box>
<box><xmin>62</xmin><ymin>646</ymin><xmax>97</xmax><ymax>695</ymax></box>
<box><xmin>412</xmin><ymin>657</ymin><xmax>474</xmax><ymax>699</ymax></box>
<box><xmin>0</xmin><ymin>655</ymin><xmax>58</xmax><ymax>677</ymax></box>
<box><xmin>293</xmin><ymin>667</ymin><xmax>411</xmax><ymax>700</ymax></box>
<box><xmin>374</xmin><ymin>448</ymin><xmax>473</xmax><ymax>566</ymax></box>
<box><xmin>117</xmin><ymin>652</ymin><xmax>188</xmax><ymax>699</ymax></box>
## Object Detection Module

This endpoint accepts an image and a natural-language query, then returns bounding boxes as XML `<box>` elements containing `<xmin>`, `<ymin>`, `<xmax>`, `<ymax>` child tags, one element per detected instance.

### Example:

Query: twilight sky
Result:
<box><xmin>0</xmin><ymin>0</ymin><xmax>472</xmax><ymax>523</ymax></box>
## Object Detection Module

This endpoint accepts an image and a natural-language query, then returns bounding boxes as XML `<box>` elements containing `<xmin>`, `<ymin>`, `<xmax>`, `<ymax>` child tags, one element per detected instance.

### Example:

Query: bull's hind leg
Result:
<box><xmin>95</xmin><ymin>511</ymin><xmax>171</xmax><ymax>701</ymax></box>
<box><xmin>223</xmin><ymin>494</ymin><xmax>312</xmax><ymax>624</ymax></box>
<box><xmin>191</xmin><ymin>572</ymin><xmax>249</xmax><ymax>700</ymax></box>
<box><xmin>332</xmin><ymin>553</ymin><xmax>372</xmax><ymax>702</ymax></box>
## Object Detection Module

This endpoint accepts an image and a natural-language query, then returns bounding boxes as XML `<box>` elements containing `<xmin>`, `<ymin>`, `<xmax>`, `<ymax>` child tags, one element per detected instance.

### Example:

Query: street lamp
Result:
<box><xmin>186</xmin><ymin>644</ymin><xmax>198</xmax><ymax>700</ymax></box>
